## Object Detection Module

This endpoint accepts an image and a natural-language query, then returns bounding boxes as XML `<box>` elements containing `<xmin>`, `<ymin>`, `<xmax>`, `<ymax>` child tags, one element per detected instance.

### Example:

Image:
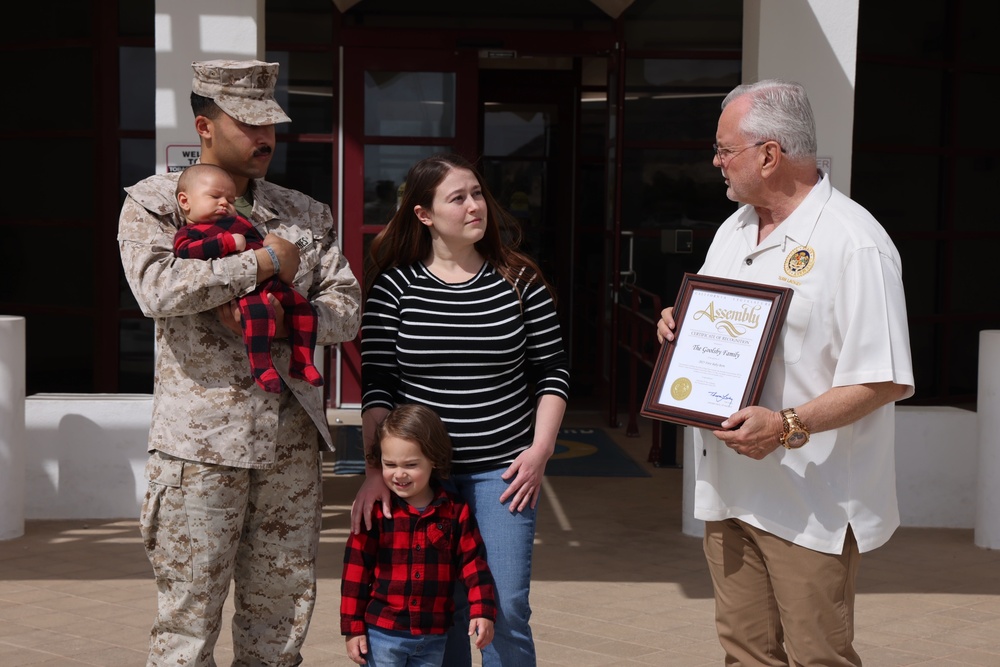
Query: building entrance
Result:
<box><xmin>341</xmin><ymin>45</ymin><xmax>614</xmax><ymax>407</ymax></box>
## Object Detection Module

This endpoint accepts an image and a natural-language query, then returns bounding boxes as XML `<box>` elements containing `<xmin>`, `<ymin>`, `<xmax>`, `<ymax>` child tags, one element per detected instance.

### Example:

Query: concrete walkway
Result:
<box><xmin>2</xmin><ymin>413</ymin><xmax>1000</xmax><ymax>665</ymax></box>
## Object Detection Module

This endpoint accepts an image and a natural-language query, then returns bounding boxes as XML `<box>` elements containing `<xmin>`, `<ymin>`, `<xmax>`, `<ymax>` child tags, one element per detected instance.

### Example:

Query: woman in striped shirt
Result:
<box><xmin>351</xmin><ymin>153</ymin><xmax>570</xmax><ymax>667</ymax></box>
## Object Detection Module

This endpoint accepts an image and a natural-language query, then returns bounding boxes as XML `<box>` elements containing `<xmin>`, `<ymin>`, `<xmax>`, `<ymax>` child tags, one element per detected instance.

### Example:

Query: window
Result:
<box><xmin>853</xmin><ymin>0</ymin><xmax>1000</xmax><ymax>404</ymax></box>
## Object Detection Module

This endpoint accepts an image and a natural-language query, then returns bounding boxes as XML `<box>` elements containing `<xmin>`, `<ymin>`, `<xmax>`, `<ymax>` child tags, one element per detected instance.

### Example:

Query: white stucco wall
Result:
<box><xmin>742</xmin><ymin>0</ymin><xmax>858</xmax><ymax>194</ymax></box>
<box><xmin>154</xmin><ymin>0</ymin><xmax>265</xmax><ymax>174</ymax></box>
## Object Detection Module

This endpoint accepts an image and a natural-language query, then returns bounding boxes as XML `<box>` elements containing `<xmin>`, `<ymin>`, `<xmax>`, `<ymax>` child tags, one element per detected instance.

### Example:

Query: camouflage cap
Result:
<box><xmin>191</xmin><ymin>60</ymin><xmax>291</xmax><ymax>126</ymax></box>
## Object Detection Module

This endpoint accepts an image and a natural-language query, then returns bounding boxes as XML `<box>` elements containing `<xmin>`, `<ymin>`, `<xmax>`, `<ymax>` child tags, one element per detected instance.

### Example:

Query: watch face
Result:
<box><xmin>787</xmin><ymin>431</ymin><xmax>808</xmax><ymax>448</ymax></box>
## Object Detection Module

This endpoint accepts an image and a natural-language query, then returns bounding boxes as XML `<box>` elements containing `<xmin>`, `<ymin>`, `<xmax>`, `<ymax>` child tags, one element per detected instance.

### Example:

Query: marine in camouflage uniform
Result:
<box><xmin>118</xmin><ymin>60</ymin><xmax>361</xmax><ymax>667</ymax></box>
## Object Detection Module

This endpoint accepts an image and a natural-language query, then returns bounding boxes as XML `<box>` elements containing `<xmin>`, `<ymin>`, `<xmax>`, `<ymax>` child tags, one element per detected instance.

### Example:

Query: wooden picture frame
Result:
<box><xmin>641</xmin><ymin>273</ymin><xmax>793</xmax><ymax>429</ymax></box>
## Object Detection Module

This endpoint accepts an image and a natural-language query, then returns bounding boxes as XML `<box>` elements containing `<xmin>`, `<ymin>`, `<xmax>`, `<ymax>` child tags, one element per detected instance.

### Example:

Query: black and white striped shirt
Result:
<box><xmin>362</xmin><ymin>262</ymin><xmax>570</xmax><ymax>474</ymax></box>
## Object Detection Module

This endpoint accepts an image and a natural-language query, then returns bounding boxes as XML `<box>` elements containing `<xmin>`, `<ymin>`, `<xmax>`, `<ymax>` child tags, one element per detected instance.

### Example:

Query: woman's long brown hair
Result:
<box><xmin>363</xmin><ymin>153</ymin><xmax>554</xmax><ymax>303</ymax></box>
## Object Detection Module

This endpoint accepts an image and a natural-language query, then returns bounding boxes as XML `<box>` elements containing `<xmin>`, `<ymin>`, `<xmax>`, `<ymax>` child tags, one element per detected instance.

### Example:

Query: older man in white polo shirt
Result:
<box><xmin>657</xmin><ymin>79</ymin><xmax>914</xmax><ymax>666</ymax></box>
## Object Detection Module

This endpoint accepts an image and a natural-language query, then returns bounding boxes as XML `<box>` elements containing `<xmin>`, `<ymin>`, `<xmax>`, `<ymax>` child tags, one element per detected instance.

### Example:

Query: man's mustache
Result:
<box><xmin>253</xmin><ymin>146</ymin><xmax>272</xmax><ymax>157</ymax></box>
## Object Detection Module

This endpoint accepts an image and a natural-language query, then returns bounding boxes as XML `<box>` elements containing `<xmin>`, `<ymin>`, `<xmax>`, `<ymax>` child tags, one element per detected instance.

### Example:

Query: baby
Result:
<box><xmin>173</xmin><ymin>163</ymin><xmax>322</xmax><ymax>393</ymax></box>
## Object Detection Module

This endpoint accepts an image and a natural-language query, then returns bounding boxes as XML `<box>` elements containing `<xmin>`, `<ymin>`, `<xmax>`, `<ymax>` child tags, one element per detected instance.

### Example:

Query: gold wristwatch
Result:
<box><xmin>779</xmin><ymin>408</ymin><xmax>810</xmax><ymax>449</ymax></box>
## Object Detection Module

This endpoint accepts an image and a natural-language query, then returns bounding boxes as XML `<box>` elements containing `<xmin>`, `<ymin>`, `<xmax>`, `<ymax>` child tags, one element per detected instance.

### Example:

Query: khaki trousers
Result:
<box><xmin>704</xmin><ymin>519</ymin><xmax>862</xmax><ymax>667</ymax></box>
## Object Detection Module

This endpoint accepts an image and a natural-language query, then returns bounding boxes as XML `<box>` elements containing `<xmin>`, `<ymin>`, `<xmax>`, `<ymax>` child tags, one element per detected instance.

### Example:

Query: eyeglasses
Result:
<box><xmin>712</xmin><ymin>140</ymin><xmax>767</xmax><ymax>163</ymax></box>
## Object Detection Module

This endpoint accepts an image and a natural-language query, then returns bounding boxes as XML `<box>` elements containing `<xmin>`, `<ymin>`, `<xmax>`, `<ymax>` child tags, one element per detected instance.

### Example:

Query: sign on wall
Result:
<box><xmin>166</xmin><ymin>144</ymin><xmax>201</xmax><ymax>173</ymax></box>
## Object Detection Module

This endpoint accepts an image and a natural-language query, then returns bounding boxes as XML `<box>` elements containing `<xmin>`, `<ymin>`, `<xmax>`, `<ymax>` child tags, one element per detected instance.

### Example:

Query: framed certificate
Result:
<box><xmin>641</xmin><ymin>273</ymin><xmax>792</xmax><ymax>429</ymax></box>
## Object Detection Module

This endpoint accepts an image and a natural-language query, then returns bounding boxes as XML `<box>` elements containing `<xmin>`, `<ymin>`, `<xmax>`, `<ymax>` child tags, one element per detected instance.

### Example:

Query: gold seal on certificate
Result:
<box><xmin>670</xmin><ymin>377</ymin><xmax>692</xmax><ymax>401</ymax></box>
<box><xmin>641</xmin><ymin>273</ymin><xmax>792</xmax><ymax>429</ymax></box>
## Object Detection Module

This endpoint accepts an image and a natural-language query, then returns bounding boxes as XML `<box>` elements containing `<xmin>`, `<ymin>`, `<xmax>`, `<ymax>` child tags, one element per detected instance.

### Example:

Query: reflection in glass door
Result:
<box><xmin>478</xmin><ymin>68</ymin><xmax>574</xmax><ymax>364</ymax></box>
<box><xmin>361</xmin><ymin>69</ymin><xmax>457</xmax><ymax>230</ymax></box>
<box><xmin>481</xmin><ymin>104</ymin><xmax>555</xmax><ymax>276</ymax></box>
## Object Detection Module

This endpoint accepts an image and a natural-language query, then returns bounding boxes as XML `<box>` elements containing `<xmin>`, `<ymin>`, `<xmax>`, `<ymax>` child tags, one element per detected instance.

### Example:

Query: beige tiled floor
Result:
<box><xmin>2</xmin><ymin>412</ymin><xmax>1000</xmax><ymax>666</ymax></box>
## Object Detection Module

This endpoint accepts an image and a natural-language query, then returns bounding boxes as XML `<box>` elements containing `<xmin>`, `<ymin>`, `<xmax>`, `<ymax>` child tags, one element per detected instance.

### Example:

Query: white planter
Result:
<box><xmin>24</xmin><ymin>394</ymin><xmax>152</xmax><ymax>520</ymax></box>
<box><xmin>682</xmin><ymin>405</ymin><xmax>979</xmax><ymax>539</ymax></box>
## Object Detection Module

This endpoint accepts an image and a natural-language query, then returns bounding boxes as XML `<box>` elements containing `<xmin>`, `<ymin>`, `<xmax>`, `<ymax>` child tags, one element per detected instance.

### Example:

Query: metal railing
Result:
<box><xmin>616</xmin><ymin>283</ymin><xmax>680</xmax><ymax>467</ymax></box>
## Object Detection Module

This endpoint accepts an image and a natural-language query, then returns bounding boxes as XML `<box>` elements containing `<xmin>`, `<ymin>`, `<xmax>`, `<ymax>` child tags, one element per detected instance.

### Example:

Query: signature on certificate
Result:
<box><xmin>708</xmin><ymin>391</ymin><xmax>733</xmax><ymax>407</ymax></box>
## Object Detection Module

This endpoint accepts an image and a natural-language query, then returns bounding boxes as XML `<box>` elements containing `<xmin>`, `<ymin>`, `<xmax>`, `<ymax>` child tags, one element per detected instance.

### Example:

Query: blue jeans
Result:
<box><xmin>443</xmin><ymin>468</ymin><xmax>537</xmax><ymax>667</ymax></box>
<box><xmin>367</xmin><ymin>626</ymin><xmax>448</xmax><ymax>667</ymax></box>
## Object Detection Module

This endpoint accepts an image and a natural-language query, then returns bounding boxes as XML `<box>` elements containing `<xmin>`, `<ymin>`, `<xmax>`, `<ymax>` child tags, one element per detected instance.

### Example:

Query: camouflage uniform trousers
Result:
<box><xmin>140</xmin><ymin>393</ymin><xmax>323</xmax><ymax>667</ymax></box>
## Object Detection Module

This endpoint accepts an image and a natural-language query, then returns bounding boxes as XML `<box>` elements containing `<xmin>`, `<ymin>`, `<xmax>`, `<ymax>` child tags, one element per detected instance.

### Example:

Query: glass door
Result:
<box><xmin>340</xmin><ymin>47</ymin><xmax>478</xmax><ymax>405</ymax></box>
<box><xmin>478</xmin><ymin>67</ymin><xmax>575</xmax><ymax>346</ymax></box>
<box><xmin>604</xmin><ymin>42</ymin><xmax>626</xmax><ymax>426</ymax></box>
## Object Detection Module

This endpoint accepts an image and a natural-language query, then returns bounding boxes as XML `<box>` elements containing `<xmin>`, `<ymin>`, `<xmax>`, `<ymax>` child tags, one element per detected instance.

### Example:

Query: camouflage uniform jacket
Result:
<box><xmin>118</xmin><ymin>171</ymin><xmax>361</xmax><ymax>468</ymax></box>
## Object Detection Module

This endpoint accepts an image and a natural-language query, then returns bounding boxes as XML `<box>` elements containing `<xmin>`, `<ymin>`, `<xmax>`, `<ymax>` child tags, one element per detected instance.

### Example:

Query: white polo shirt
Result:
<box><xmin>693</xmin><ymin>172</ymin><xmax>915</xmax><ymax>554</ymax></box>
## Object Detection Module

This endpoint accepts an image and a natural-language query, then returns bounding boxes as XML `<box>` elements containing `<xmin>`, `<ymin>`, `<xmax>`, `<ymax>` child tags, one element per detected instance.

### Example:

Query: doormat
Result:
<box><xmin>547</xmin><ymin>427</ymin><xmax>650</xmax><ymax>477</ymax></box>
<box><xmin>332</xmin><ymin>426</ymin><xmax>649</xmax><ymax>478</ymax></box>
